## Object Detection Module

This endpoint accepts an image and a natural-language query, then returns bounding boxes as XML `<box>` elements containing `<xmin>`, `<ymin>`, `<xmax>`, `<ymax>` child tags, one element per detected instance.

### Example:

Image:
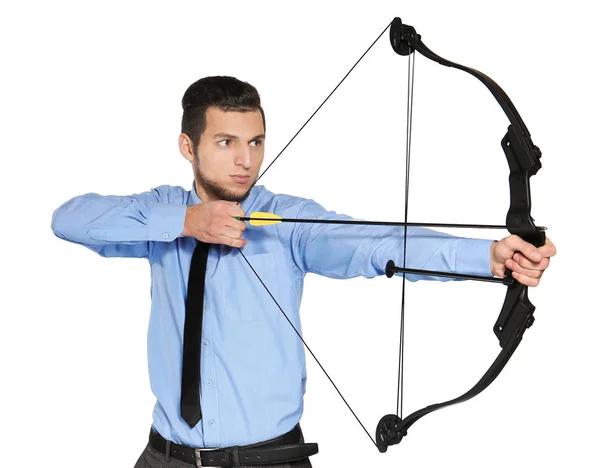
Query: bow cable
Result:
<box><xmin>397</xmin><ymin>46</ymin><xmax>416</xmax><ymax>419</ymax></box>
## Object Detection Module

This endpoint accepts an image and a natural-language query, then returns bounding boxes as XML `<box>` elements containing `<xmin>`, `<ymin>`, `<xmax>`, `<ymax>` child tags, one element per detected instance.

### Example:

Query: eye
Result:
<box><xmin>250</xmin><ymin>139</ymin><xmax>263</xmax><ymax>147</ymax></box>
<box><xmin>218</xmin><ymin>140</ymin><xmax>232</xmax><ymax>148</ymax></box>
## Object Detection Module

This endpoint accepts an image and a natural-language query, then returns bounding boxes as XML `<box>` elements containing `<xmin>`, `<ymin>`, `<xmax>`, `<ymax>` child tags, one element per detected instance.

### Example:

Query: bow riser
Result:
<box><xmin>498</xmin><ymin>124</ymin><xmax>545</xmax><ymax>348</ymax></box>
<box><xmin>502</xmin><ymin>125</ymin><xmax>545</xmax><ymax>245</ymax></box>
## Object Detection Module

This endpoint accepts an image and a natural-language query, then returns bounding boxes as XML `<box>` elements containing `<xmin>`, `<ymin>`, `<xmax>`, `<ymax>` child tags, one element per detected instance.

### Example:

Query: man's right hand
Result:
<box><xmin>182</xmin><ymin>201</ymin><xmax>248</xmax><ymax>248</ymax></box>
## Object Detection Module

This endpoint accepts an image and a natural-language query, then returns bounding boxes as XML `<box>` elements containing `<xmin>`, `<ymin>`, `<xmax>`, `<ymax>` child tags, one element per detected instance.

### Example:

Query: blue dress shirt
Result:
<box><xmin>51</xmin><ymin>180</ymin><xmax>494</xmax><ymax>448</ymax></box>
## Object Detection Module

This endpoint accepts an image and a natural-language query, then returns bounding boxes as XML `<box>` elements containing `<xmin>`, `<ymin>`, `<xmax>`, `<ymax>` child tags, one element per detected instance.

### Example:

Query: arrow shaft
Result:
<box><xmin>240</xmin><ymin>216</ymin><xmax>509</xmax><ymax>230</ymax></box>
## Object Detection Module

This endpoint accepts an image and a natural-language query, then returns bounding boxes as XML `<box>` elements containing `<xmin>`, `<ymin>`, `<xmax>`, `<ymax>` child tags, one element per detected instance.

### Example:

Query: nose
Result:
<box><xmin>235</xmin><ymin>144</ymin><xmax>252</xmax><ymax>169</ymax></box>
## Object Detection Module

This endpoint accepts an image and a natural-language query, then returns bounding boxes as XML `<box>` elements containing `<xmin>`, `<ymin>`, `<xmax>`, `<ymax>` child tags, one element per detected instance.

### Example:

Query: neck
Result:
<box><xmin>194</xmin><ymin>179</ymin><xmax>216</xmax><ymax>203</ymax></box>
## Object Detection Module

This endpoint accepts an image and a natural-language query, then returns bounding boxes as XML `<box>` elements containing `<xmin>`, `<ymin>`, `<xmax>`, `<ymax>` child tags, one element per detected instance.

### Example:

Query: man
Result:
<box><xmin>51</xmin><ymin>76</ymin><xmax>556</xmax><ymax>467</ymax></box>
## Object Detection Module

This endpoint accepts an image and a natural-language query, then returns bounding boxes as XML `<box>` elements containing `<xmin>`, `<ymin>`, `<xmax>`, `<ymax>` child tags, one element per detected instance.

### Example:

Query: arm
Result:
<box><xmin>50</xmin><ymin>186</ymin><xmax>187</xmax><ymax>259</ymax></box>
<box><xmin>282</xmin><ymin>199</ymin><xmax>493</xmax><ymax>281</ymax></box>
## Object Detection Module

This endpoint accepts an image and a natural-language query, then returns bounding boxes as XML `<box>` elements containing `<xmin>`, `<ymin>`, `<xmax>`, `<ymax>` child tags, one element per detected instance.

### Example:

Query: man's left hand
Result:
<box><xmin>490</xmin><ymin>235</ymin><xmax>556</xmax><ymax>287</ymax></box>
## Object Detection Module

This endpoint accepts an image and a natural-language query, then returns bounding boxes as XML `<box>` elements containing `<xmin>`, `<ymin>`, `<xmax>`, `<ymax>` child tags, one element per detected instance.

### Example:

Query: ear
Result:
<box><xmin>179</xmin><ymin>133</ymin><xmax>195</xmax><ymax>162</ymax></box>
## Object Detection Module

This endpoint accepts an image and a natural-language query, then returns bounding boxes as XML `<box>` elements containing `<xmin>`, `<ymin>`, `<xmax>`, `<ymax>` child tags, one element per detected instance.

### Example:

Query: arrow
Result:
<box><xmin>237</xmin><ymin>212</ymin><xmax>547</xmax><ymax>230</ymax></box>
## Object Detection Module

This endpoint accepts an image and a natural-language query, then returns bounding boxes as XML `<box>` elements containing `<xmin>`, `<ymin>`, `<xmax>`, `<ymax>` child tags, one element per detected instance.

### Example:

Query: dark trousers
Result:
<box><xmin>134</xmin><ymin>430</ymin><xmax>313</xmax><ymax>468</ymax></box>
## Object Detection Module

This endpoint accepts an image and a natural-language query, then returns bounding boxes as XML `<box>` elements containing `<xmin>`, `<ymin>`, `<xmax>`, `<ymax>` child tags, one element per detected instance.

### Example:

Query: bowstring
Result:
<box><xmin>236</xmin><ymin>20</ymin><xmax>394</xmax><ymax>449</ymax></box>
<box><xmin>396</xmin><ymin>50</ymin><xmax>416</xmax><ymax>418</ymax></box>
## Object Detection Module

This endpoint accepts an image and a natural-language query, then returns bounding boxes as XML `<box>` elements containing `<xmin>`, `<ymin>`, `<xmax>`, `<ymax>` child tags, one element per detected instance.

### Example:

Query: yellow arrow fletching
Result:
<box><xmin>249</xmin><ymin>212</ymin><xmax>282</xmax><ymax>226</ymax></box>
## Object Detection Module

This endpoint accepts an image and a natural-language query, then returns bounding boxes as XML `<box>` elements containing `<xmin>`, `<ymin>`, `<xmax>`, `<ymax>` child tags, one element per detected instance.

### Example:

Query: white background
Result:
<box><xmin>1</xmin><ymin>1</ymin><xmax>598</xmax><ymax>467</ymax></box>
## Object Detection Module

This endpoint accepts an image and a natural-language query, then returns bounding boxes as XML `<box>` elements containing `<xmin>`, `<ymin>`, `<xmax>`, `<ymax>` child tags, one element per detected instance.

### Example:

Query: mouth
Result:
<box><xmin>230</xmin><ymin>175</ymin><xmax>251</xmax><ymax>184</ymax></box>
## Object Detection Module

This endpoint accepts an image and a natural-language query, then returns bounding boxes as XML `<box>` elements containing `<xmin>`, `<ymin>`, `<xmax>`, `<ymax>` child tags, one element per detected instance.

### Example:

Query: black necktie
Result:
<box><xmin>180</xmin><ymin>240</ymin><xmax>210</xmax><ymax>428</ymax></box>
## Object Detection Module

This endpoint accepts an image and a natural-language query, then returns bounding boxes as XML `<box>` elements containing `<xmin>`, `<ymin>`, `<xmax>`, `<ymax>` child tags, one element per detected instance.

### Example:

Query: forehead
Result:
<box><xmin>204</xmin><ymin>107</ymin><xmax>264</xmax><ymax>135</ymax></box>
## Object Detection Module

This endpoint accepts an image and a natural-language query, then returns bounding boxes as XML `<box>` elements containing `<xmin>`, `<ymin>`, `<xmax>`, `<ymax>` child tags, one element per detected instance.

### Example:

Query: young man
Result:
<box><xmin>51</xmin><ymin>76</ymin><xmax>556</xmax><ymax>467</ymax></box>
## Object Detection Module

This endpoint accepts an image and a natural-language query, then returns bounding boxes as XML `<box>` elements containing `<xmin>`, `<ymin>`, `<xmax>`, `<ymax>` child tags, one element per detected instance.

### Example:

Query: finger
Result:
<box><xmin>221</xmin><ymin>227</ymin><xmax>244</xmax><ymax>240</ymax></box>
<box><xmin>539</xmin><ymin>237</ymin><xmax>557</xmax><ymax>258</ymax></box>
<box><xmin>506</xmin><ymin>259</ymin><xmax>543</xmax><ymax>278</ymax></box>
<box><xmin>225</xmin><ymin>217</ymin><xmax>247</xmax><ymax>232</ymax></box>
<box><xmin>505</xmin><ymin>235</ymin><xmax>543</xmax><ymax>262</ymax></box>
<box><xmin>226</xmin><ymin>203</ymin><xmax>246</xmax><ymax>218</ymax></box>
<box><xmin>512</xmin><ymin>253</ymin><xmax>549</xmax><ymax>271</ymax></box>
<box><xmin>219</xmin><ymin>234</ymin><xmax>248</xmax><ymax>248</ymax></box>
<box><xmin>511</xmin><ymin>271</ymin><xmax>540</xmax><ymax>287</ymax></box>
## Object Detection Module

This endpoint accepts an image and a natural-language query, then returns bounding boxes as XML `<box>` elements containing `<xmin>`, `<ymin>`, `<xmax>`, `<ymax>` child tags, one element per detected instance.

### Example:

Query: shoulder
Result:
<box><xmin>252</xmin><ymin>185</ymin><xmax>327</xmax><ymax>217</ymax></box>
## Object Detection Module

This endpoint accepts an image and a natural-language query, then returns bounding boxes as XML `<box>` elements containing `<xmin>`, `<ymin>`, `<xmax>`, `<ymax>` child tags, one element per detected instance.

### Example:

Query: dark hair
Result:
<box><xmin>181</xmin><ymin>76</ymin><xmax>265</xmax><ymax>152</ymax></box>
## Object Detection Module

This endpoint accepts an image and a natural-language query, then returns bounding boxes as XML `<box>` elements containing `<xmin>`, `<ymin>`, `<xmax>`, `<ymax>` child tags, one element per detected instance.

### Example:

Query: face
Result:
<box><xmin>180</xmin><ymin>107</ymin><xmax>265</xmax><ymax>203</ymax></box>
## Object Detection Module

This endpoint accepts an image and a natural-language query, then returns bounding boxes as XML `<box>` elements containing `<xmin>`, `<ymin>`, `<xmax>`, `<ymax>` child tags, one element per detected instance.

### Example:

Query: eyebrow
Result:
<box><xmin>213</xmin><ymin>132</ymin><xmax>265</xmax><ymax>141</ymax></box>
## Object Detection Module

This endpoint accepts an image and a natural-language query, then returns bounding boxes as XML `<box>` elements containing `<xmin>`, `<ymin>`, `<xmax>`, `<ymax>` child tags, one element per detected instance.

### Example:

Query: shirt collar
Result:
<box><xmin>188</xmin><ymin>179</ymin><xmax>202</xmax><ymax>206</ymax></box>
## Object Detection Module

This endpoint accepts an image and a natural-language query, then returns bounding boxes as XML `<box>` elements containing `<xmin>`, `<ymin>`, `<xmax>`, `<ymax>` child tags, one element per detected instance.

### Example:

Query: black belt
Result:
<box><xmin>149</xmin><ymin>424</ymin><xmax>318</xmax><ymax>467</ymax></box>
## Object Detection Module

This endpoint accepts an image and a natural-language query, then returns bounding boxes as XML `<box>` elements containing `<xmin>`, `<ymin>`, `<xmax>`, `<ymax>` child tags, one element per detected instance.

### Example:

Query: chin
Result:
<box><xmin>221</xmin><ymin>186</ymin><xmax>251</xmax><ymax>203</ymax></box>
<box><xmin>199</xmin><ymin>173</ymin><xmax>253</xmax><ymax>202</ymax></box>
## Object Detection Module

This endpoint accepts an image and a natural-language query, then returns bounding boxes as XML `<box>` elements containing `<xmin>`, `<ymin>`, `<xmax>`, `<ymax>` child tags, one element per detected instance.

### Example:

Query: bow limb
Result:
<box><xmin>390</xmin><ymin>18</ymin><xmax>529</xmax><ymax>135</ymax></box>
<box><xmin>376</xmin><ymin>282</ymin><xmax>535</xmax><ymax>452</ymax></box>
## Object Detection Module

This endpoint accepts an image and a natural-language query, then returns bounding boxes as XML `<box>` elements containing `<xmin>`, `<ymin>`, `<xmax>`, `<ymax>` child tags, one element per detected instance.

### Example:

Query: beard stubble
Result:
<box><xmin>193</xmin><ymin>155</ymin><xmax>251</xmax><ymax>203</ymax></box>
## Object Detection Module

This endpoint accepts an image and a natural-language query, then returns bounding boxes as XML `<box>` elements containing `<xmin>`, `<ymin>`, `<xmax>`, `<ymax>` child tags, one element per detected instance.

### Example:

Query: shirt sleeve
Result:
<box><xmin>284</xmin><ymin>199</ymin><xmax>494</xmax><ymax>282</ymax></box>
<box><xmin>50</xmin><ymin>186</ymin><xmax>188</xmax><ymax>259</ymax></box>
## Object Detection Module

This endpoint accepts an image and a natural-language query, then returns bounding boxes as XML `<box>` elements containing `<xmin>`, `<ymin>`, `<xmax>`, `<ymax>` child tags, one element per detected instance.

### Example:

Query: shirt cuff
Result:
<box><xmin>455</xmin><ymin>238</ymin><xmax>495</xmax><ymax>277</ymax></box>
<box><xmin>148</xmin><ymin>203</ymin><xmax>188</xmax><ymax>242</ymax></box>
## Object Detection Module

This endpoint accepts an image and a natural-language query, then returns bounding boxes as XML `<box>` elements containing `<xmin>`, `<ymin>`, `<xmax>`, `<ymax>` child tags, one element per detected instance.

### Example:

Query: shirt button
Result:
<box><xmin>203</xmin><ymin>339</ymin><xmax>209</xmax><ymax>345</ymax></box>
<box><xmin>207</xmin><ymin>380</ymin><xmax>213</xmax><ymax>386</ymax></box>
<box><xmin>208</xmin><ymin>420</ymin><xmax>215</xmax><ymax>426</ymax></box>
<box><xmin>162</xmin><ymin>232</ymin><xmax>169</xmax><ymax>239</ymax></box>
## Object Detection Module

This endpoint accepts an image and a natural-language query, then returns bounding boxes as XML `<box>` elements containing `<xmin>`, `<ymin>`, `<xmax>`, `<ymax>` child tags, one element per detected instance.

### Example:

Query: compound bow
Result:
<box><xmin>237</xmin><ymin>17</ymin><xmax>546</xmax><ymax>454</ymax></box>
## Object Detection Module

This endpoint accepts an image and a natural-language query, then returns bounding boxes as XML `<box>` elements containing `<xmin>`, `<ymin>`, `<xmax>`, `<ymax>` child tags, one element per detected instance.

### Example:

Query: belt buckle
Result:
<box><xmin>194</xmin><ymin>447</ymin><xmax>219</xmax><ymax>467</ymax></box>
